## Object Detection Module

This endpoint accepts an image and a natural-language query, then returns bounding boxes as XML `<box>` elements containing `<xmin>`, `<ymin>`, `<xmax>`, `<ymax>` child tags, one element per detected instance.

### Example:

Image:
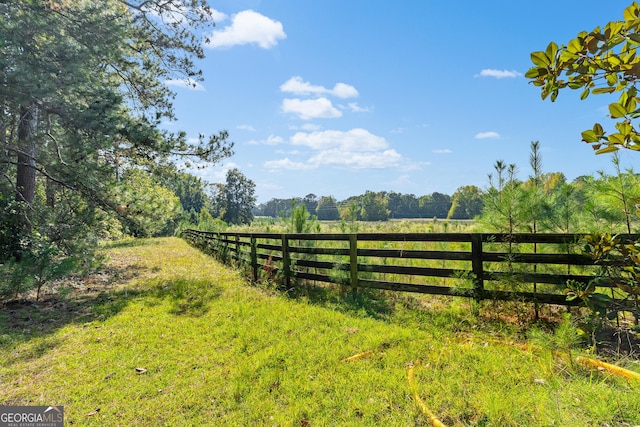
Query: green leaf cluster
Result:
<box><xmin>527</xmin><ymin>2</ymin><xmax>640</xmax><ymax>153</ymax></box>
<box><xmin>576</xmin><ymin>231</ymin><xmax>640</xmax><ymax>320</ymax></box>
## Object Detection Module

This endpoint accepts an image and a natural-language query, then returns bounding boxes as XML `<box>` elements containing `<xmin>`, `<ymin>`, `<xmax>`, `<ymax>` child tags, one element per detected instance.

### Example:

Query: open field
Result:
<box><xmin>1</xmin><ymin>237</ymin><xmax>639</xmax><ymax>426</ymax></box>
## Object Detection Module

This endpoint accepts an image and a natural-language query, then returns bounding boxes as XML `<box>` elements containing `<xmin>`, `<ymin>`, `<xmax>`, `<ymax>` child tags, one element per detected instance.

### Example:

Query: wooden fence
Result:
<box><xmin>182</xmin><ymin>229</ymin><xmax>634</xmax><ymax>309</ymax></box>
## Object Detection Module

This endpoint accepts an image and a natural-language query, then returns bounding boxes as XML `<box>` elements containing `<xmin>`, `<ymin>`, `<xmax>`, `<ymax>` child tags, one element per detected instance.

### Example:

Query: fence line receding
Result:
<box><xmin>182</xmin><ymin>229</ymin><xmax>635</xmax><ymax>309</ymax></box>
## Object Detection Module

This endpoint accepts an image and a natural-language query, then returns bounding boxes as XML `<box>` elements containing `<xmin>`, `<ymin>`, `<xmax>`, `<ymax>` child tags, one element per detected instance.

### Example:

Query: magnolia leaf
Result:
<box><xmin>616</xmin><ymin>120</ymin><xmax>632</xmax><ymax>135</ymax></box>
<box><xmin>586</xmin><ymin>35</ymin><xmax>599</xmax><ymax>54</ymax></box>
<box><xmin>592</xmin><ymin>87</ymin><xmax>616</xmax><ymax>94</ymax></box>
<box><xmin>605</xmin><ymin>21</ymin><xmax>624</xmax><ymax>39</ymax></box>
<box><xmin>580</xmin><ymin>88</ymin><xmax>590</xmax><ymax>100</ymax></box>
<box><xmin>135</xmin><ymin>367</ymin><xmax>148</xmax><ymax>374</ymax></box>
<box><xmin>609</xmin><ymin>102</ymin><xmax>627</xmax><ymax>118</ymax></box>
<box><xmin>624</xmin><ymin>4</ymin><xmax>639</xmax><ymax>21</ymax></box>
<box><xmin>608</xmin><ymin>133</ymin><xmax>625</xmax><ymax>144</ymax></box>
<box><xmin>525</xmin><ymin>67</ymin><xmax>540</xmax><ymax>78</ymax></box>
<box><xmin>606</xmin><ymin>73</ymin><xmax>619</xmax><ymax>86</ymax></box>
<box><xmin>567</xmin><ymin>38</ymin><xmax>582</xmax><ymax>54</ymax></box>
<box><xmin>595</xmin><ymin>145</ymin><xmax>619</xmax><ymax>154</ymax></box>
<box><xmin>581</xmin><ymin>130</ymin><xmax>600</xmax><ymax>142</ymax></box>
<box><xmin>629</xmin><ymin>33</ymin><xmax>640</xmax><ymax>44</ymax></box>
<box><xmin>607</xmin><ymin>55</ymin><xmax>622</xmax><ymax>67</ymax></box>
<box><xmin>531</xmin><ymin>51</ymin><xmax>551</xmax><ymax>67</ymax></box>
<box><xmin>560</xmin><ymin>50</ymin><xmax>579</xmax><ymax>63</ymax></box>
<box><xmin>545</xmin><ymin>41</ymin><xmax>558</xmax><ymax>60</ymax></box>
<box><xmin>593</xmin><ymin>123</ymin><xmax>605</xmax><ymax>136</ymax></box>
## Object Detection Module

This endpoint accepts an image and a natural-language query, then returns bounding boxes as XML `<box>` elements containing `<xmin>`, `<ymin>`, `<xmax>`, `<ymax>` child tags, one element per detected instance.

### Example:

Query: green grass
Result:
<box><xmin>1</xmin><ymin>237</ymin><xmax>639</xmax><ymax>426</ymax></box>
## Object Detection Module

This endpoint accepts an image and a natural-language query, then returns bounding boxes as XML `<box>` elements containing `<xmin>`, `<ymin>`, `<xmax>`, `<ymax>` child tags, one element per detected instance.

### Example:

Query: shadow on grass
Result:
<box><xmin>0</xmin><ymin>269</ymin><xmax>223</xmax><ymax>366</ymax></box>
<box><xmin>101</xmin><ymin>238</ymin><xmax>162</xmax><ymax>250</ymax></box>
<box><xmin>145</xmin><ymin>277</ymin><xmax>223</xmax><ymax>317</ymax></box>
<box><xmin>252</xmin><ymin>276</ymin><xmax>479</xmax><ymax>334</ymax></box>
<box><xmin>295</xmin><ymin>283</ymin><xmax>395</xmax><ymax>321</ymax></box>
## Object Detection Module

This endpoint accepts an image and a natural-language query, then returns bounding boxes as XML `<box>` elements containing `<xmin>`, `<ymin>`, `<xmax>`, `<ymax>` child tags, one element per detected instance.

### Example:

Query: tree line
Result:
<box><xmin>252</xmin><ymin>141</ymin><xmax>640</xmax><ymax>233</ymax></box>
<box><xmin>253</xmin><ymin>191</ymin><xmax>456</xmax><ymax>221</ymax></box>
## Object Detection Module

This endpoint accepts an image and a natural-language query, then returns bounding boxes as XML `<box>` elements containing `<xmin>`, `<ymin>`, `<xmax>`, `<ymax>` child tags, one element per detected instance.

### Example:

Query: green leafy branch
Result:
<box><xmin>527</xmin><ymin>2</ymin><xmax>640</xmax><ymax>153</ymax></box>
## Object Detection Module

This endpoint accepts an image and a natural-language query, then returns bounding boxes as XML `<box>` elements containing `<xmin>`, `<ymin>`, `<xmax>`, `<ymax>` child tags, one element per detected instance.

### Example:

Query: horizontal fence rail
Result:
<box><xmin>182</xmin><ymin>229</ymin><xmax>637</xmax><ymax>309</ymax></box>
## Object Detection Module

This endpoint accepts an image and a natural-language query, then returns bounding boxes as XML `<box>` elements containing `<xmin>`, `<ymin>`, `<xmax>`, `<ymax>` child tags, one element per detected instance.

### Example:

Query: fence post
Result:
<box><xmin>250</xmin><ymin>236</ymin><xmax>258</xmax><ymax>282</ymax></box>
<box><xmin>349</xmin><ymin>234</ymin><xmax>358</xmax><ymax>294</ymax></box>
<box><xmin>282</xmin><ymin>234</ymin><xmax>291</xmax><ymax>290</ymax></box>
<box><xmin>471</xmin><ymin>234</ymin><xmax>484</xmax><ymax>301</ymax></box>
<box><xmin>235</xmin><ymin>234</ymin><xmax>240</xmax><ymax>264</ymax></box>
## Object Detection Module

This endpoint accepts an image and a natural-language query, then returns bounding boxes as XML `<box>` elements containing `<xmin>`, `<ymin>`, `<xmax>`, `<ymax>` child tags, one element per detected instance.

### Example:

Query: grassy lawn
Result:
<box><xmin>1</xmin><ymin>237</ymin><xmax>639</xmax><ymax>426</ymax></box>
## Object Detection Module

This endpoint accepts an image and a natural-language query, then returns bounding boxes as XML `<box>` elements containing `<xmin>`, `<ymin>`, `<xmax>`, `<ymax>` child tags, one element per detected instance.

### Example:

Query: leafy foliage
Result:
<box><xmin>315</xmin><ymin>196</ymin><xmax>340</xmax><ymax>220</ymax></box>
<box><xmin>114</xmin><ymin>169</ymin><xmax>183</xmax><ymax>237</ymax></box>
<box><xmin>0</xmin><ymin>0</ymin><xmax>233</xmax><ymax>298</ymax></box>
<box><xmin>289</xmin><ymin>203</ymin><xmax>320</xmax><ymax>233</ymax></box>
<box><xmin>447</xmin><ymin>185</ymin><xmax>484</xmax><ymax>219</ymax></box>
<box><xmin>527</xmin><ymin>2</ymin><xmax>640</xmax><ymax>153</ymax></box>
<box><xmin>218</xmin><ymin>169</ymin><xmax>257</xmax><ymax>225</ymax></box>
<box><xmin>359</xmin><ymin>191</ymin><xmax>389</xmax><ymax>221</ymax></box>
<box><xmin>578</xmin><ymin>232</ymin><xmax>640</xmax><ymax>320</ymax></box>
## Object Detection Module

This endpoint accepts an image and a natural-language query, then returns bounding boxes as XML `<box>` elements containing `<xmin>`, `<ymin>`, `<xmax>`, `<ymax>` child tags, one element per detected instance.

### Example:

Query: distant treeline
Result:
<box><xmin>253</xmin><ymin>191</ymin><xmax>456</xmax><ymax>221</ymax></box>
<box><xmin>252</xmin><ymin>164</ymin><xmax>640</xmax><ymax>233</ymax></box>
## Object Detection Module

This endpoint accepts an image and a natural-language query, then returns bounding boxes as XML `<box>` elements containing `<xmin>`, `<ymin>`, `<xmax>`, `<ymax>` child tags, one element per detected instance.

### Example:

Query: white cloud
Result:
<box><xmin>433</xmin><ymin>149</ymin><xmax>452</xmax><ymax>154</ymax></box>
<box><xmin>280</xmin><ymin>76</ymin><xmax>358</xmax><ymax>99</ymax></box>
<box><xmin>208</xmin><ymin>8</ymin><xmax>228</xmax><ymax>22</ymax></box>
<box><xmin>264</xmin><ymin>128</ymin><xmax>408</xmax><ymax>171</ymax></box>
<box><xmin>309</xmin><ymin>149</ymin><xmax>402</xmax><ymax>169</ymax></box>
<box><xmin>291</xmin><ymin>128</ymin><xmax>387</xmax><ymax>151</ymax></box>
<box><xmin>476</xmin><ymin>69</ymin><xmax>522</xmax><ymax>79</ymax></box>
<box><xmin>165</xmin><ymin>78</ymin><xmax>205</xmax><ymax>91</ymax></box>
<box><xmin>237</xmin><ymin>124</ymin><xmax>256</xmax><ymax>131</ymax></box>
<box><xmin>332</xmin><ymin>82</ymin><xmax>359</xmax><ymax>99</ymax></box>
<box><xmin>275</xmin><ymin>149</ymin><xmax>302</xmax><ymax>155</ymax></box>
<box><xmin>288</xmin><ymin>123</ymin><xmax>323</xmax><ymax>131</ymax></box>
<box><xmin>264</xmin><ymin>158</ymin><xmax>315</xmax><ymax>171</ymax></box>
<box><xmin>475</xmin><ymin>131</ymin><xmax>501</xmax><ymax>139</ymax></box>
<box><xmin>301</xmin><ymin>123</ymin><xmax>322</xmax><ymax>131</ymax></box>
<box><xmin>281</xmin><ymin>98</ymin><xmax>342</xmax><ymax>120</ymax></box>
<box><xmin>206</xmin><ymin>10</ymin><xmax>286</xmax><ymax>49</ymax></box>
<box><xmin>248</xmin><ymin>134</ymin><xmax>284</xmax><ymax>145</ymax></box>
<box><xmin>346</xmin><ymin>102</ymin><xmax>370</xmax><ymax>113</ymax></box>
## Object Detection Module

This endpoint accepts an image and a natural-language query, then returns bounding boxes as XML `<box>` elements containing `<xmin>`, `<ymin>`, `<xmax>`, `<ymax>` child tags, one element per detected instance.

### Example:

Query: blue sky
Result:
<box><xmin>164</xmin><ymin>1</ymin><xmax>637</xmax><ymax>204</ymax></box>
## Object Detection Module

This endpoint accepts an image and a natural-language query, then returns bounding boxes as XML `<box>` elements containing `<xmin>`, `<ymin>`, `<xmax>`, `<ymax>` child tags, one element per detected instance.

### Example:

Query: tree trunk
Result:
<box><xmin>16</xmin><ymin>104</ymin><xmax>38</xmax><ymax>205</ymax></box>
<box><xmin>46</xmin><ymin>178</ymin><xmax>57</xmax><ymax>209</ymax></box>
<box><xmin>12</xmin><ymin>104</ymin><xmax>39</xmax><ymax>259</ymax></box>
